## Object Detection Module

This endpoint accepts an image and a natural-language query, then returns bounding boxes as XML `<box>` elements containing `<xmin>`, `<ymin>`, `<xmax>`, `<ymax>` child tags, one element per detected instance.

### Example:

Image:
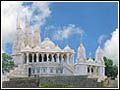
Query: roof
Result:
<box><xmin>64</xmin><ymin>45</ymin><xmax>72</xmax><ymax>52</ymax></box>
<box><xmin>21</xmin><ymin>45</ymin><xmax>33</xmax><ymax>52</ymax></box>
<box><xmin>96</xmin><ymin>46</ymin><xmax>103</xmax><ymax>54</ymax></box>
<box><xmin>41</xmin><ymin>37</ymin><xmax>56</xmax><ymax>49</ymax></box>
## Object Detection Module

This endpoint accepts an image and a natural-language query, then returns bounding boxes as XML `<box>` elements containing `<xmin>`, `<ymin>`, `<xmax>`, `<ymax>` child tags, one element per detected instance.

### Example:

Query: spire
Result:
<box><xmin>25</xmin><ymin>14</ymin><xmax>29</xmax><ymax>27</ymax></box>
<box><xmin>34</xmin><ymin>24</ymin><xmax>39</xmax><ymax>32</ymax></box>
<box><xmin>16</xmin><ymin>15</ymin><xmax>21</xmax><ymax>29</ymax></box>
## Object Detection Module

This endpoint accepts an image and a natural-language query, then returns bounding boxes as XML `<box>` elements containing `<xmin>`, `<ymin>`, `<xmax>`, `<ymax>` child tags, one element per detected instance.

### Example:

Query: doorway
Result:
<box><xmin>28</xmin><ymin>68</ymin><xmax>31</xmax><ymax>77</ymax></box>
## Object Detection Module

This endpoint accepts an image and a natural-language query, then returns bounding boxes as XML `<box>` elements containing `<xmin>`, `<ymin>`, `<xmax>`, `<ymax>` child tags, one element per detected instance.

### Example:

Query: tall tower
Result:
<box><xmin>12</xmin><ymin>16</ymin><xmax>24</xmax><ymax>65</ymax></box>
<box><xmin>95</xmin><ymin>46</ymin><xmax>104</xmax><ymax>64</ymax></box>
<box><xmin>33</xmin><ymin>24</ymin><xmax>41</xmax><ymax>48</ymax></box>
<box><xmin>95</xmin><ymin>46</ymin><xmax>105</xmax><ymax>76</ymax></box>
<box><xmin>12</xmin><ymin>16</ymin><xmax>23</xmax><ymax>54</ymax></box>
<box><xmin>76</xmin><ymin>43</ymin><xmax>86</xmax><ymax>63</ymax></box>
<box><xmin>24</xmin><ymin>15</ymin><xmax>33</xmax><ymax>48</ymax></box>
<box><xmin>74</xmin><ymin>42</ymin><xmax>87</xmax><ymax>75</ymax></box>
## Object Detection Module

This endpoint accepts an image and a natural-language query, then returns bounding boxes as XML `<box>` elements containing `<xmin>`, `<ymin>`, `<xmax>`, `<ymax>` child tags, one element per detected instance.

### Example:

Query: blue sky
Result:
<box><xmin>43</xmin><ymin>2</ymin><xmax>118</xmax><ymax>59</ymax></box>
<box><xmin>2</xmin><ymin>2</ymin><xmax>118</xmax><ymax>62</ymax></box>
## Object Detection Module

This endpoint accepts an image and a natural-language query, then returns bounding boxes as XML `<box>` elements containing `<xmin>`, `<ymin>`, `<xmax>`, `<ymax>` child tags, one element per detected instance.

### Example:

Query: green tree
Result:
<box><xmin>103</xmin><ymin>56</ymin><xmax>118</xmax><ymax>79</ymax></box>
<box><xmin>2</xmin><ymin>53</ymin><xmax>15</xmax><ymax>73</ymax></box>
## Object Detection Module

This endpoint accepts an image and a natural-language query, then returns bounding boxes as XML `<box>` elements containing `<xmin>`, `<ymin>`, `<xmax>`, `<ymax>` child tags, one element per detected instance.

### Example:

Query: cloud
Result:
<box><xmin>1</xmin><ymin>2</ymin><xmax>51</xmax><ymax>53</ymax></box>
<box><xmin>103</xmin><ymin>28</ymin><xmax>119</xmax><ymax>65</ymax></box>
<box><xmin>53</xmin><ymin>24</ymin><xmax>85</xmax><ymax>40</ymax></box>
<box><xmin>98</xmin><ymin>34</ymin><xmax>106</xmax><ymax>45</ymax></box>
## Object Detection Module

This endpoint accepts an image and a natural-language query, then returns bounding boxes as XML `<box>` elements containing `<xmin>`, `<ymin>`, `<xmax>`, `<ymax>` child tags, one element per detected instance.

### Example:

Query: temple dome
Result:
<box><xmin>21</xmin><ymin>45</ymin><xmax>32</xmax><ymax>52</ymax></box>
<box><xmin>54</xmin><ymin>45</ymin><xmax>61</xmax><ymax>51</ymax></box>
<box><xmin>64</xmin><ymin>45</ymin><xmax>72</xmax><ymax>52</ymax></box>
<box><xmin>33</xmin><ymin>46</ymin><xmax>42</xmax><ymax>52</ymax></box>
<box><xmin>41</xmin><ymin>37</ymin><xmax>56</xmax><ymax>49</ymax></box>
<box><xmin>96</xmin><ymin>46</ymin><xmax>103</xmax><ymax>54</ymax></box>
<box><xmin>88</xmin><ymin>58</ymin><xmax>93</xmax><ymax>62</ymax></box>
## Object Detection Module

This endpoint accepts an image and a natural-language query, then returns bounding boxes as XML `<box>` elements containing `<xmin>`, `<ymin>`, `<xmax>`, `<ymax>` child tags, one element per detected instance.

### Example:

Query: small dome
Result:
<box><xmin>21</xmin><ymin>45</ymin><xmax>32</xmax><ymax>52</ymax></box>
<box><xmin>96</xmin><ymin>46</ymin><xmax>103</xmax><ymax>54</ymax></box>
<box><xmin>33</xmin><ymin>46</ymin><xmax>42</xmax><ymax>52</ymax></box>
<box><xmin>54</xmin><ymin>45</ymin><xmax>61</xmax><ymax>51</ymax></box>
<box><xmin>88</xmin><ymin>58</ymin><xmax>93</xmax><ymax>62</ymax></box>
<box><xmin>64</xmin><ymin>45</ymin><xmax>72</xmax><ymax>52</ymax></box>
<box><xmin>41</xmin><ymin>37</ymin><xmax>56</xmax><ymax>49</ymax></box>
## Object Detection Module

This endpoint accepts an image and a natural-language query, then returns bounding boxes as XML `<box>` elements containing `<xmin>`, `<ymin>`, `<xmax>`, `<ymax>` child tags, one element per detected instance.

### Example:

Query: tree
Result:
<box><xmin>2</xmin><ymin>53</ymin><xmax>15</xmax><ymax>73</ymax></box>
<box><xmin>103</xmin><ymin>56</ymin><xmax>118</xmax><ymax>79</ymax></box>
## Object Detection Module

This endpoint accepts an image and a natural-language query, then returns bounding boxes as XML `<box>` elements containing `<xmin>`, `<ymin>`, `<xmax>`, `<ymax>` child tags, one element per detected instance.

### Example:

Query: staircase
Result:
<box><xmin>2</xmin><ymin>76</ymin><xmax>103</xmax><ymax>88</ymax></box>
<box><xmin>6</xmin><ymin>64</ymin><xmax>27</xmax><ymax>78</ymax></box>
<box><xmin>64</xmin><ymin>64</ymin><xmax>74</xmax><ymax>73</ymax></box>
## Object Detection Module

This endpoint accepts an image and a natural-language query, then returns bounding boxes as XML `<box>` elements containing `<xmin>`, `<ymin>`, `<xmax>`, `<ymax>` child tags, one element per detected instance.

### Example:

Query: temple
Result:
<box><xmin>8</xmin><ymin>16</ymin><xmax>106</xmax><ymax>82</ymax></box>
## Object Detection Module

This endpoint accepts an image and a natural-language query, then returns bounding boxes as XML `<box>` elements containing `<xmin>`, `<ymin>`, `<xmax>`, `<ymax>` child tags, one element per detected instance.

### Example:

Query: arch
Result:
<box><xmin>54</xmin><ymin>54</ymin><xmax>57</xmax><ymax>62</ymax></box>
<box><xmin>28</xmin><ymin>67</ymin><xmax>31</xmax><ymax>77</ymax></box>
<box><xmin>91</xmin><ymin>67</ymin><xmax>94</xmax><ymax>73</ymax></box>
<box><xmin>24</xmin><ymin>53</ymin><xmax>27</xmax><ymax>64</ymax></box>
<box><xmin>87</xmin><ymin>67</ymin><xmax>90</xmax><ymax>73</ymax></box>
<box><xmin>48</xmin><ymin>54</ymin><xmax>52</xmax><ymax>62</ymax></box>
<box><xmin>39</xmin><ymin>54</ymin><xmax>42</xmax><ymax>62</ymax></box>
<box><xmin>34</xmin><ymin>54</ymin><xmax>36</xmax><ymax>62</ymax></box>
<box><xmin>63</xmin><ymin>54</ymin><xmax>66</xmax><ymax>63</ymax></box>
<box><xmin>44</xmin><ymin>54</ymin><xmax>47</xmax><ymax>62</ymax></box>
<box><xmin>29</xmin><ymin>53</ymin><xmax>32</xmax><ymax>63</ymax></box>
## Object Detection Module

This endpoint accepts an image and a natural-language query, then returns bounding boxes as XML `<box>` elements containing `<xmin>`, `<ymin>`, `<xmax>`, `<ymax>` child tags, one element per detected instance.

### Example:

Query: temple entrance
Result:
<box><xmin>28</xmin><ymin>68</ymin><xmax>31</xmax><ymax>77</ymax></box>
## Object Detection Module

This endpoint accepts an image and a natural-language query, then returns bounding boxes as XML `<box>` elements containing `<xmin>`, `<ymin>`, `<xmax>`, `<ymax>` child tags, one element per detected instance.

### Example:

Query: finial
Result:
<box><xmin>16</xmin><ymin>15</ymin><xmax>21</xmax><ymax>29</ymax></box>
<box><xmin>46</xmin><ymin>29</ymin><xmax>49</xmax><ymax>39</ymax></box>
<box><xmin>25</xmin><ymin>14</ymin><xmax>29</xmax><ymax>27</ymax></box>
<box><xmin>89</xmin><ymin>52</ymin><xmax>92</xmax><ymax>58</ymax></box>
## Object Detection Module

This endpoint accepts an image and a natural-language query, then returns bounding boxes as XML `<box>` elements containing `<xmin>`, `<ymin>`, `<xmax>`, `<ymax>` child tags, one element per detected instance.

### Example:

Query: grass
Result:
<box><xmin>40</xmin><ymin>84</ymin><xmax>75</xmax><ymax>88</ymax></box>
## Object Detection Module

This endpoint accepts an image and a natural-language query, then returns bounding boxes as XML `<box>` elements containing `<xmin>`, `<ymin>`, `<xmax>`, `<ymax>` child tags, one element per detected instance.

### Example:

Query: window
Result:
<box><xmin>37</xmin><ymin>68</ymin><xmax>40</xmax><ymax>74</ymax></box>
<box><xmin>33</xmin><ymin>68</ymin><xmax>35</xmax><ymax>74</ymax></box>
<box><xmin>50</xmin><ymin>67</ymin><xmax>53</xmax><ymax>73</ymax></box>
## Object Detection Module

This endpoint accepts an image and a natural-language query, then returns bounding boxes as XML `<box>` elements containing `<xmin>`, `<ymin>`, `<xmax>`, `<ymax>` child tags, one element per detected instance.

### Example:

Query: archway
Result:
<box><xmin>29</xmin><ymin>53</ymin><xmax>32</xmax><ymax>63</ymax></box>
<box><xmin>28</xmin><ymin>67</ymin><xmax>31</xmax><ymax>77</ymax></box>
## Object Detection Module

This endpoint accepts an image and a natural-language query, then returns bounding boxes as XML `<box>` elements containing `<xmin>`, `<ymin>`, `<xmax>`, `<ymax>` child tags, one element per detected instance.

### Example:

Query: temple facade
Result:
<box><xmin>9</xmin><ymin>16</ymin><xmax>106</xmax><ymax>81</ymax></box>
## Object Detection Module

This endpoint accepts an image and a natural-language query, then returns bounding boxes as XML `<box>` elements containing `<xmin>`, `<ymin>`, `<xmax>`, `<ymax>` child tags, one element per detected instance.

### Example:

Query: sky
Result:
<box><xmin>1</xmin><ymin>2</ymin><xmax>119</xmax><ymax>65</ymax></box>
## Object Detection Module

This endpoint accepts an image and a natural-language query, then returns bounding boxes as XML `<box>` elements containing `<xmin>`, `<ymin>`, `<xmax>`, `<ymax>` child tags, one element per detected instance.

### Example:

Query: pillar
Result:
<box><xmin>57</xmin><ymin>53</ymin><xmax>60</xmax><ymax>63</ymax></box>
<box><xmin>42</xmin><ymin>53</ymin><xmax>44</xmax><ymax>62</ymax></box>
<box><xmin>26</xmin><ymin>52</ymin><xmax>29</xmax><ymax>64</ymax></box>
<box><xmin>47</xmin><ymin>53</ymin><xmax>49</xmax><ymax>62</ymax></box>
<box><xmin>67</xmin><ymin>53</ymin><xmax>69</xmax><ymax>64</ymax></box>
<box><xmin>36</xmin><ymin>53</ymin><xmax>39</xmax><ymax>63</ymax></box>
<box><xmin>32</xmin><ymin>53</ymin><xmax>34</xmax><ymax>63</ymax></box>
<box><xmin>21</xmin><ymin>53</ymin><xmax>24</xmax><ymax>64</ymax></box>
<box><xmin>89</xmin><ymin>66</ymin><xmax>92</xmax><ymax>75</ymax></box>
<box><xmin>52</xmin><ymin>54</ymin><xmax>54</xmax><ymax>62</ymax></box>
<box><xmin>61</xmin><ymin>54</ymin><xmax>63</xmax><ymax>64</ymax></box>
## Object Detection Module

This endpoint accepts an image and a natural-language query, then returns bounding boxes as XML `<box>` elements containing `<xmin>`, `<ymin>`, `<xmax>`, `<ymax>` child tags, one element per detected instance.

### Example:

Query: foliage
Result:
<box><xmin>103</xmin><ymin>57</ymin><xmax>118</xmax><ymax>79</ymax></box>
<box><xmin>2</xmin><ymin>53</ymin><xmax>15</xmax><ymax>73</ymax></box>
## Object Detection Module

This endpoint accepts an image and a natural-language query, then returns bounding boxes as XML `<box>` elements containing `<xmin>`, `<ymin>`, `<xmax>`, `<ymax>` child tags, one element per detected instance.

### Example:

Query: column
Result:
<box><xmin>67</xmin><ymin>53</ymin><xmax>70</xmax><ymax>64</ymax></box>
<box><xmin>52</xmin><ymin>54</ymin><xmax>54</xmax><ymax>62</ymax></box>
<box><xmin>47</xmin><ymin>53</ymin><xmax>49</xmax><ymax>62</ymax></box>
<box><xmin>57</xmin><ymin>53</ymin><xmax>60</xmax><ymax>63</ymax></box>
<box><xmin>61</xmin><ymin>54</ymin><xmax>63</xmax><ymax>64</ymax></box>
<box><xmin>32</xmin><ymin>53</ymin><xmax>34</xmax><ymax>63</ymax></box>
<box><xmin>89</xmin><ymin>66</ymin><xmax>92</xmax><ymax>75</ymax></box>
<box><xmin>36</xmin><ymin>53</ymin><xmax>39</xmax><ymax>63</ymax></box>
<box><xmin>71</xmin><ymin>54</ymin><xmax>74</xmax><ymax>64</ymax></box>
<box><xmin>42</xmin><ymin>53</ymin><xmax>44</xmax><ymax>62</ymax></box>
<box><xmin>21</xmin><ymin>53</ymin><xmax>24</xmax><ymax>64</ymax></box>
<box><xmin>26</xmin><ymin>52</ymin><xmax>29</xmax><ymax>64</ymax></box>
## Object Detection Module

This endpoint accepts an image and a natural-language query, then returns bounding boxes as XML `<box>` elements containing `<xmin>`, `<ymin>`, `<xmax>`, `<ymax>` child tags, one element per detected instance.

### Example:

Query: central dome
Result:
<box><xmin>41</xmin><ymin>37</ymin><xmax>56</xmax><ymax>49</ymax></box>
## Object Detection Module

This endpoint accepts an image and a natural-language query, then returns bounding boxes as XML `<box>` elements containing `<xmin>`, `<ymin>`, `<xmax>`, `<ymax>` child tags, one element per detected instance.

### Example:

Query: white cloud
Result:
<box><xmin>1</xmin><ymin>1</ymin><xmax>51</xmax><ymax>52</ymax></box>
<box><xmin>53</xmin><ymin>24</ymin><xmax>85</xmax><ymax>40</ymax></box>
<box><xmin>104</xmin><ymin>28</ymin><xmax>119</xmax><ymax>65</ymax></box>
<box><xmin>98</xmin><ymin>34</ymin><xmax>106</xmax><ymax>45</ymax></box>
